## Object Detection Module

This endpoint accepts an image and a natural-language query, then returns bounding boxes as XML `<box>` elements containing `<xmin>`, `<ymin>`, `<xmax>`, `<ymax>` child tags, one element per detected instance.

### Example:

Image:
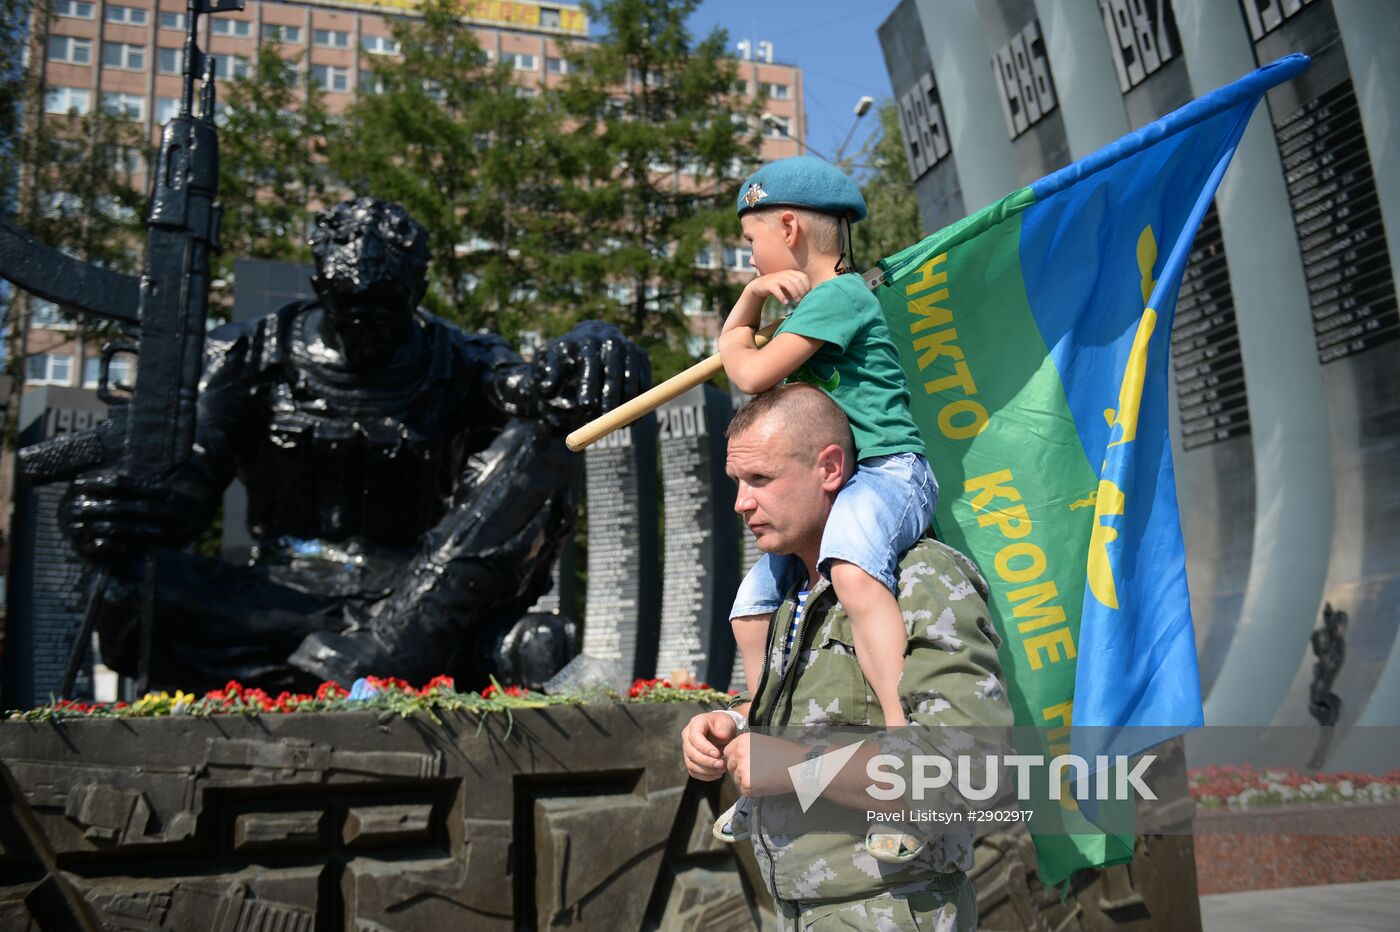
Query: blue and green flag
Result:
<box><xmin>874</xmin><ymin>53</ymin><xmax>1310</xmax><ymax>884</ymax></box>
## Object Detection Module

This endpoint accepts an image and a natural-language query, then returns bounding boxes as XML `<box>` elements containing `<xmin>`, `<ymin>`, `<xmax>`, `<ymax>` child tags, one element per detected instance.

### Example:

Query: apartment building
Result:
<box><xmin>20</xmin><ymin>0</ymin><xmax>806</xmax><ymax>387</ymax></box>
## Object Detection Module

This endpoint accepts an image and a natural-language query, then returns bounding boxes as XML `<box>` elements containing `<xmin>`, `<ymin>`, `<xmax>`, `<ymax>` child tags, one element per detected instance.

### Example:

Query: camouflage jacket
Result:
<box><xmin>740</xmin><ymin>536</ymin><xmax>1013</xmax><ymax>905</ymax></box>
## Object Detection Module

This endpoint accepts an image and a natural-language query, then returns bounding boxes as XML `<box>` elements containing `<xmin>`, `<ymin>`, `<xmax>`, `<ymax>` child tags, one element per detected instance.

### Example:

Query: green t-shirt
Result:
<box><xmin>774</xmin><ymin>273</ymin><xmax>924</xmax><ymax>459</ymax></box>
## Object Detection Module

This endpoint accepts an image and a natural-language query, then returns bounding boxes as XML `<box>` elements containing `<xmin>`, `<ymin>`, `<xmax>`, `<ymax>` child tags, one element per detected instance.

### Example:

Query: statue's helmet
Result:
<box><xmin>309</xmin><ymin>198</ymin><xmax>431</xmax><ymax>315</ymax></box>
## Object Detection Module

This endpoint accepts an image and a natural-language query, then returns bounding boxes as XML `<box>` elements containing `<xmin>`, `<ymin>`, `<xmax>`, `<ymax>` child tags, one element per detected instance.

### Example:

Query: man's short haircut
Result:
<box><xmin>752</xmin><ymin>205</ymin><xmax>841</xmax><ymax>257</ymax></box>
<box><xmin>727</xmin><ymin>383</ymin><xmax>855</xmax><ymax>465</ymax></box>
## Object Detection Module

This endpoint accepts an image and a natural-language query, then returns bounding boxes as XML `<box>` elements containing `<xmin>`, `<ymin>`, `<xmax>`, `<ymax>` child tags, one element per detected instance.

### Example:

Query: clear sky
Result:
<box><xmin>684</xmin><ymin>0</ymin><xmax>904</xmax><ymax>167</ymax></box>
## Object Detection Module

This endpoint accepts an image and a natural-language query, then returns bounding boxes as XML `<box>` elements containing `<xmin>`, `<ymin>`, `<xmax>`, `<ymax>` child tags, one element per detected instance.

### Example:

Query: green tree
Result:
<box><xmin>325</xmin><ymin>0</ymin><xmax>550</xmax><ymax>341</ymax></box>
<box><xmin>536</xmin><ymin>0</ymin><xmax>762</xmax><ymax>377</ymax></box>
<box><xmin>1</xmin><ymin>0</ymin><xmax>30</xmax><ymax>210</ymax></box>
<box><xmin>1</xmin><ymin>2</ymin><xmax>146</xmax><ymax>547</ymax></box>
<box><xmin>1</xmin><ymin>4</ymin><xmax>147</xmax><ymax>378</ymax></box>
<box><xmin>851</xmin><ymin>100</ymin><xmax>926</xmax><ymax>267</ymax></box>
<box><xmin>214</xmin><ymin>43</ymin><xmax>333</xmax><ymax>314</ymax></box>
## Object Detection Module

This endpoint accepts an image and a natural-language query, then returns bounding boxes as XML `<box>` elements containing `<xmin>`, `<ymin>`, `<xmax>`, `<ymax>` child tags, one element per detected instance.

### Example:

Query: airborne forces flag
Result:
<box><xmin>872</xmin><ymin>54</ymin><xmax>1311</xmax><ymax>884</ymax></box>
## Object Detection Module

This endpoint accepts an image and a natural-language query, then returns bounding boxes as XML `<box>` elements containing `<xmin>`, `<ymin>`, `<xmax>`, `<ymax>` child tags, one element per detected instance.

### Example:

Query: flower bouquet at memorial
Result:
<box><xmin>10</xmin><ymin>673</ymin><xmax>731</xmax><ymax>722</ymax></box>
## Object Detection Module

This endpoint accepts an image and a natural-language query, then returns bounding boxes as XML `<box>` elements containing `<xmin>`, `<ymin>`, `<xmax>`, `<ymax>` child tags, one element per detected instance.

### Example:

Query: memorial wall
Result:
<box><xmin>881</xmin><ymin>0</ymin><xmax>1400</xmax><ymax>740</ymax></box>
<box><xmin>1</xmin><ymin>389</ymin><xmax>109</xmax><ymax>709</ymax></box>
<box><xmin>1245</xmin><ymin>1</ymin><xmax>1400</xmax><ymax>756</ymax></box>
<box><xmin>582</xmin><ymin>417</ymin><xmax>661</xmax><ymax>680</ymax></box>
<box><xmin>654</xmin><ymin>386</ymin><xmax>740</xmax><ymax>689</ymax></box>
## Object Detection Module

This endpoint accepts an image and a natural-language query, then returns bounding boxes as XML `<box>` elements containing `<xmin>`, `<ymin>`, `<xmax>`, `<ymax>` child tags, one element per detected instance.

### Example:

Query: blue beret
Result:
<box><xmin>736</xmin><ymin>156</ymin><xmax>867</xmax><ymax>222</ymax></box>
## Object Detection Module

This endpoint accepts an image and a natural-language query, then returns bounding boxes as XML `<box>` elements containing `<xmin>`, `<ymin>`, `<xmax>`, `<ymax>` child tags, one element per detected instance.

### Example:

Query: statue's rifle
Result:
<box><xmin>3</xmin><ymin>0</ymin><xmax>245</xmax><ymax>696</ymax></box>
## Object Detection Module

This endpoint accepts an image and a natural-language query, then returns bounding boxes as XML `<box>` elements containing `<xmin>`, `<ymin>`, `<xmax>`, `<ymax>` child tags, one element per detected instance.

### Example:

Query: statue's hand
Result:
<box><xmin>533</xmin><ymin>321</ymin><xmax>650</xmax><ymax>428</ymax></box>
<box><xmin>59</xmin><ymin>473</ymin><xmax>187</xmax><ymax>561</ymax></box>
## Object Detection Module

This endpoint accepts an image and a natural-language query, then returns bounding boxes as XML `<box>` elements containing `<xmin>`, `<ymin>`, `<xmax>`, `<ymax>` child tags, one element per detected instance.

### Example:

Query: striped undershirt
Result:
<box><xmin>780</xmin><ymin>590</ymin><xmax>811</xmax><ymax>674</ymax></box>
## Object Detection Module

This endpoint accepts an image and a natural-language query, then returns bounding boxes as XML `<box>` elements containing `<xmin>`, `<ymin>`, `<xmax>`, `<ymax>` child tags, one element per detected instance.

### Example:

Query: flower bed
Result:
<box><xmin>1189</xmin><ymin>765</ymin><xmax>1400</xmax><ymax>894</ymax></box>
<box><xmin>8</xmin><ymin>675</ymin><xmax>731</xmax><ymax>722</ymax></box>
<box><xmin>1189</xmin><ymin>764</ymin><xmax>1400</xmax><ymax>811</ymax></box>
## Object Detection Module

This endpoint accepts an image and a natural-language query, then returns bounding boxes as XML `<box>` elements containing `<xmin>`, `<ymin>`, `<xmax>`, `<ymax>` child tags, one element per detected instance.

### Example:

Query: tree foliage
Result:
<box><xmin>1</xmin><ymin>0</ymin><xmax>31</xmax><ymax>213</ymax></box>
<box><xmin>214</xmin><ymin>43</ymin><xmax>333</xmax><ymax>312</ymax></box>
<box><xmin>851</xmin><ymin>100</ymin><xmax>926</xmax><ymax>268</ymax></box>
<box><xmin>2</xmin><ymin>3</ymin><xmax>146</xmax><ymax>346</ymax></box>
<box><xmin>528</xmin><ymin>0</ymin><xmax>762</xmax><ymax>377</ymax></box>
<box><xmin>324</xmin><ymin>0</ymin><xmax>550</xmax><ymax>340</ymax></box>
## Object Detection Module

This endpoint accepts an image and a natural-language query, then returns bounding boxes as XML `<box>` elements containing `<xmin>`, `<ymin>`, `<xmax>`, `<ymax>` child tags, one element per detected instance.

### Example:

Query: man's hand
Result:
<box><xmin>533</xmin><ymin>321</ymin><xmax>650</xmax><ymax>428</ymax></box>
<box><xmin>681</xmin><ymin>710</ymin><xmax>740</xmax><ymax>781</ymax></box>
<box><xmin>724</xmin><ymin>732</ymin><xmax>753</xmax><ymax>795</ymax></box>
<box><xmin>742</xmin><ymin>270</ymin><xmax>811</xmax><ymax>309</ymax></box>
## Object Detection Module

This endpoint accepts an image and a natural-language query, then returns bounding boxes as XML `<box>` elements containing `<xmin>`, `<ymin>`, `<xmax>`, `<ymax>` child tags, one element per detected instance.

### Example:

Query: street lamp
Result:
<box><xmin>834</xmin><ymin>95</ymin><xmax>876</xmax><ymax>164</ymax></box>
<box><xmin>761</xmin><ymin>95</ymin><xmax>874</xmax><ymax>167</ymax></box>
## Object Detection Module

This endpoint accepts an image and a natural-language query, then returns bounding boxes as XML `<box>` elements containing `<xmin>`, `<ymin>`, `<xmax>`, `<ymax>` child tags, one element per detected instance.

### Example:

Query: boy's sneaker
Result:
<box><xmin>712</xmin><ymin>796</ymin><xmax>751</xmax><ymax>843</ymax></box>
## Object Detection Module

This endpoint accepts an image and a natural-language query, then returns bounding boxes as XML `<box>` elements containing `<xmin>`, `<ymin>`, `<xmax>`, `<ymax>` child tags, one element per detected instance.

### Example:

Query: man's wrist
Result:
<box><xmin>720</xmin><ymin>709</ymin><xmax>747</xmax><ymax>732</ymax></box>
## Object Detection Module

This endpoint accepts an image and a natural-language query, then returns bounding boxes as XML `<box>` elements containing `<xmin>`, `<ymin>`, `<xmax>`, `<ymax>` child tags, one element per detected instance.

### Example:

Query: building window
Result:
<box><xmin>44</xmin><ymin>86</ymin><xmax>91</xmax><ymax>115</ymax></box>
<box><xmin>262</xmin><ymin>24</ymin><xmax>302</xmax><ymax>43</ymax></box>
<box><xmin>159</xmin><ymin>11</ymin><xmax>184</xmax><ymax>30</ymax></box>
<box><xmin>212</xmin><ymin>55</ymin><xmax>250</xmax><ymax>81</ymax></box>
<box><xmin>158</xmin><ymin>47</ymin><xmax>183</xmax><ymax>74</ymax></box>
<box><xmin>357</xmin><ymin>69</ymin><xmax>384</xmax><ymax>94</ymax></box>
<box><xmin>47</xmin><ymin>35</ymin><xmax>92</xmax><ymax>64</ymax></box>
<box><xmin>100</xmin><ymin>143</ymin><xmax>142</xmax><ymax>174</ymax></box>
<box><xmin>540</xmin><ymin>6</ymin><xmax>562</xmax><ymax>29</ymax></box>
<box><xmin>102</xmin><ymin>42</ymin><xmax>145</xmax><ymax>71</ymax></box>
<box><xmin>30</xmin><ymin>301</ymin><xmax>75</xmax><ymax>330</ymax></box>
<box><xmin>694</xmin><ymin>246</ymin><xmax>715</xmax><ymax>268</ymax></box>
<box><xmin>545</xmin><ymin>56</ymin><xmax>569</xmax><ymax>74</ymax></box>
<box><xmin>314</xmin><ymin>29</ymin><xmax>351</xmax><ymax>49</ymax></box>
<box><xmin>211</xmin><ymin>19</ymin><xmax>252</xmax><ymax>38</ymax></box>
<box><xmin>762</xmin><ymin>114</ymin><xmax>789</xmax><ymax>139</ymax></box>
<box><xmin>723</xmin><ymin>245</ymin><xmax>752</xmax><ymax>271</ymax></box>
<box><xmin>25</xmin><ymin>353</ymin><xmax>74</xmax><ymax>386</ymax></box>
<box><xmin>361</xmin><ymin>35</ymin><xmax>399</xmax><ymax>55</ymax></box>
<box><xmin>84</xmin><ymin>355</ymin><xmax>133</xmax><ymax>389</ymax></box>
<box><xmin>101</xmin><ymin>91</ymin><xmax>145</xmax><ymax>121</ymax></box>
<box><xmin>54</xmin><ymin>0</ymin><xmax>95</xmax><ymax>19</ymax></box>
<box><xmin>155</xmin><ymin>96</ymin><xmax>179</xmax><ymax>124</ymax></box>
<box><xmin>683</xmin><ymin>294</ymin><xmax>706</xmax><ymax>316</ymax></box>
<box><xmin>515</xmin><ymin>85</ymin><xmax>537</xmax><ymax>98</ymax></box>
<box><xmin>311</xmin><ymin>64</ymin><xmax>350</xmax><ymax>92</ymax></box>
<box><xmin>503</xmin><ymin>52</ymin><xmax>537</xmax><ymax>71</ymax></box>
<box><xmin>105</xmin><ymin>4</ymin><xmax>148</xmax><ymax>25</ymax></box>
<box><xmin>760</xmin><ymin>82</ymin><xmax>789</xmax><ymax>100</ymax></box>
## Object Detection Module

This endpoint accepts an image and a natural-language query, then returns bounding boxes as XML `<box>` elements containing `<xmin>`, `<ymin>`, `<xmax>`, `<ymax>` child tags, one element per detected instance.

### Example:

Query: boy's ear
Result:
<box><xmin>780</xmin><ymin>210</ymin><xmax>801</xmax><ymax>246</ymax></box>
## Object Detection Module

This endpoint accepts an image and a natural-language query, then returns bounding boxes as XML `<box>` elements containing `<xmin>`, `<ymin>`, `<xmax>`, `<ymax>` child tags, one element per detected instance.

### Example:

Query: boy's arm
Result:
<box><xmin>718</xmin><ymin>331</ymin><xmax>824</xmax><ymax>394</ymax></box>
<box><xmin>721</xmin><ymin>269</ymin><xmax>810</xmax><ymax>335</ymax></box>
<box><xmin>719</xmin><ymin>270</ymin><xmax>822</xmax><ymax>393</ymax></box>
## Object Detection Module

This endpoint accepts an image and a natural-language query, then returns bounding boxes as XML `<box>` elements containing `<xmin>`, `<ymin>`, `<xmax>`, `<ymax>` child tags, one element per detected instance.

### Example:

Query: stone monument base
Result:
<box><xmin>0</xmin><ymin>706</ymin><xmax>1203</xmax><ymax>930</ymax></box>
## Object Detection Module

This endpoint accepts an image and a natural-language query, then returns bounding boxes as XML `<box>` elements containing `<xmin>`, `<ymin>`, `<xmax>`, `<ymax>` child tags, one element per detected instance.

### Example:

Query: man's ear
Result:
<box><xmin>815</xmin><ymin>443</ymin><xmax>847</xmax><ymax>493</ymax></box>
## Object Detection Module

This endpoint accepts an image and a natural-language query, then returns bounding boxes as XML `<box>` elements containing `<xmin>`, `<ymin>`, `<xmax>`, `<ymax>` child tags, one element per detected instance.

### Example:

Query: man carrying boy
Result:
<box><xmin>716</xmin><ymin>156</ymin><xmax>939</xmax><ymax>859</ymax></box>
<box><xmin>680</xmin><ymin>384</ymin><xmax>1011</xmax><ymax>931</ymax></box>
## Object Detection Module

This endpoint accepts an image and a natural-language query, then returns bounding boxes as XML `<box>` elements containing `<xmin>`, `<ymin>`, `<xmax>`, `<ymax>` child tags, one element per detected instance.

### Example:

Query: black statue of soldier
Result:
<box><xmin>60</xmin><ymin>198</ymin><xmax>649</xmax><ymax>692</ymax></box>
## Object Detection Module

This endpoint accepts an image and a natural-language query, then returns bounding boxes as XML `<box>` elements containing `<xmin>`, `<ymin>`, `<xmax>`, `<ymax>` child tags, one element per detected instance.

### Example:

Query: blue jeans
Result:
<box><xmin>730</xmin><ymin>452</ymin><xmax>938</xmax><ymax>618</ymax></box>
